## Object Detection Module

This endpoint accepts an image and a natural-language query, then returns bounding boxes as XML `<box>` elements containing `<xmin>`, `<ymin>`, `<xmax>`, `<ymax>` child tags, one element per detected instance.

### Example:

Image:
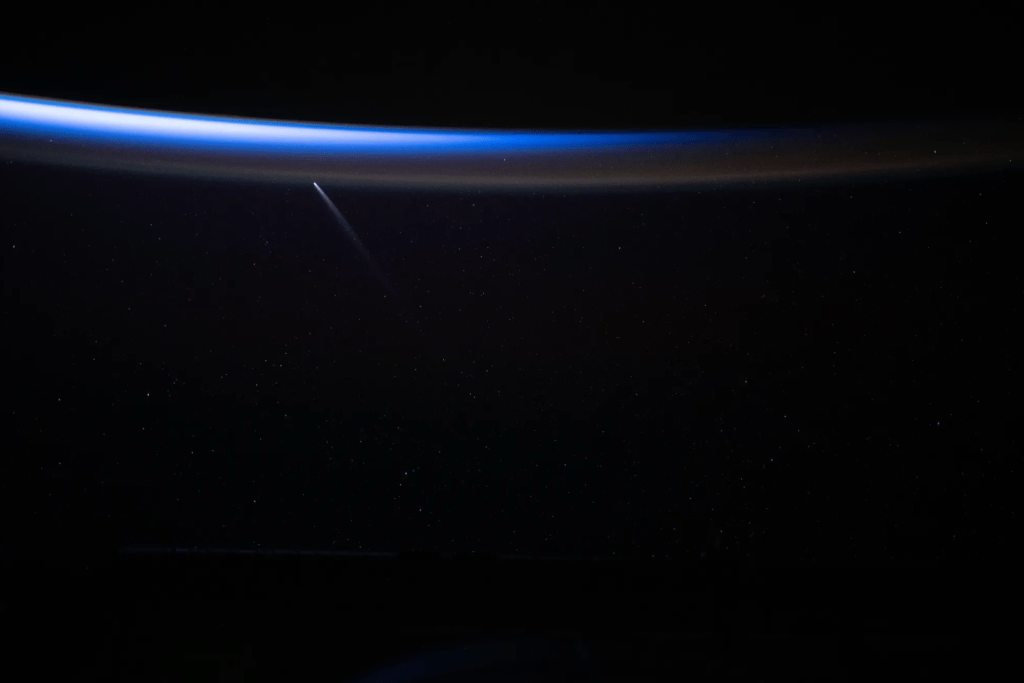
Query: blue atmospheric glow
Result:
<box><xmin>0</xmin><ymin>92</ymin><xmax>733</xmax><ymax>156</ymax></box>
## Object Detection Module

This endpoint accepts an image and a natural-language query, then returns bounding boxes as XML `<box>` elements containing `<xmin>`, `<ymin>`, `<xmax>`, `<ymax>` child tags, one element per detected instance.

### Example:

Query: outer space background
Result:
<box><xmin>1</xmin><ymin>6</ymin><xmax>1019</xmax><ymax>567</ymax></box>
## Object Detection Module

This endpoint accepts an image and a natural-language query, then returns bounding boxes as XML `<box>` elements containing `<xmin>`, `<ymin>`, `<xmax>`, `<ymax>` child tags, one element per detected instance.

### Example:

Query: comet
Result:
<box><xmin>312</xmin><ymin>182</ymin><xmax>428</xmax><ymax>340</ymax></box>
<box><xmin>312</xmin><ymin>182</ymin><xmax>390</xmax><ymax>288</ymax></box>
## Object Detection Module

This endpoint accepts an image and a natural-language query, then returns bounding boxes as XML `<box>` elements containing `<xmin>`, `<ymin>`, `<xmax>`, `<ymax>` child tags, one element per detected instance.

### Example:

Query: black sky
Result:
<box><xmin>2</xmin><ymin>7</ymin><xmax>1020</xmax><ymax>129</ymax></box>
<box><xmin>2</xmin><ymin>6</ymin><xmax>1020</xmax><ymax>566</ymax></box>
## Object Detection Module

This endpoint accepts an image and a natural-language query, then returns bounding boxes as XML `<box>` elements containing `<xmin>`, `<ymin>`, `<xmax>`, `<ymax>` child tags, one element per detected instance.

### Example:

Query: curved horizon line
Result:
<box><xmin>1</xmin><ymin>91</ymin><xmax>1019</xmax><ymax>190</ymax></box>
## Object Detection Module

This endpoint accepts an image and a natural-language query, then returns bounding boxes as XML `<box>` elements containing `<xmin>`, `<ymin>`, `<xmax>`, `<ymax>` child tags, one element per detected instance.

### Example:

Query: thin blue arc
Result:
<box><xmin>0</xmin><ymin>92</ymin><xmax>735</xmax><ymax>154</ymax></box>
<box><xmin>2</xmin><ymin>92</ymin><xmax>1015</xmax><ymax>189</ymax></box>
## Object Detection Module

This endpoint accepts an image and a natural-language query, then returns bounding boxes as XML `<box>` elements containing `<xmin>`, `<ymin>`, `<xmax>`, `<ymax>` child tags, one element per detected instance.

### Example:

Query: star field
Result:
<box><xmin>4</xmin><ymin>159</ymin><xmax>1018</xmax><ymax>565</ymax></box>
